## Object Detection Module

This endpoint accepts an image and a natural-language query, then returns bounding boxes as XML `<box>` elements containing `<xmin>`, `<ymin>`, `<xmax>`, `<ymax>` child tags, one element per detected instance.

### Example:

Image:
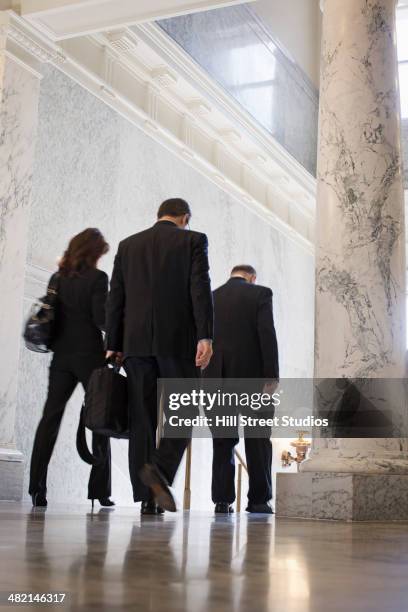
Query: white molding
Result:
<box><xmin>151</xmin><ymin>65</ymin><xmax>178</xmax><ymax>88</ymax></box>
<box><xmin>106</xmin><ymin>29</ymin><xmax>137</xmax><ymax>53</ymax></box>
<box><xmin>0</xmin><ymin>447</ymin><xmax>24</xmax><ymax>462</ymax></box>
<box><xmin>20</xmin><ymin>0</ymin><xmax>255</xmax><ymax>40</ymax></box>
<box><xmin>8</xmin><ymin>22</ymin><xmax>66</xmax><ymax>62</ymax></box>
<box><xmin>187</xmin><ymin>98</ymin><xmax>211</xmax><ymax>117</ymax></box>
<box><xmin>136</xmin><ymin>23</ymin><xmax>316</xmax><ymax>208</ymax></box>
<box><xmin>24</xmin><ymin>262</ymin><xmax>51</xmax><ymax>303</ymax></box>
<box><xmin>4</xmin><ymin>47</ymin><xmax>43</xmax><ymax>77</ymax></box>
<box><xmin>9</xmin><ymin>12</ymin><xmax>316</xmax><ymax>254</ymax></box>
<box><xmin>3</xmin><ymin>11</ymin><xmax>66</xmax><ymax>76</ymax></box>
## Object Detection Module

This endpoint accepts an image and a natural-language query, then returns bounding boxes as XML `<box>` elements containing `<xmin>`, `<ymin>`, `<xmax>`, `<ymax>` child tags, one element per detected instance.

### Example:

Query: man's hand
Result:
<box><xmin>195</xmin><ymin>339</ymin><xmax>213</xmax><ymax>370</ymax></box>
<box><xmin>106</xmin><ymin>350</ymin><xmax>123</xmax><ymax>366</ymax></box>
<box><xmin>263</xmin><ymin>379</ymin><xmax>279</xmax><ymax>394</ymax></box>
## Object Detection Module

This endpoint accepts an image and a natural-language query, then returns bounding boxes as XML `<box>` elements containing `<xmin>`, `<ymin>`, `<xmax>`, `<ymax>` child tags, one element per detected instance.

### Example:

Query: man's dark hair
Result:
<box><xmin>157</xmin><ymin>198</ymin><xmax>191</xmax><ymax>219</ymax></box>
<box><xmin>231</xmin><ymin>264</ymin><xmax>257</xmax><ymax>276</ymax></box>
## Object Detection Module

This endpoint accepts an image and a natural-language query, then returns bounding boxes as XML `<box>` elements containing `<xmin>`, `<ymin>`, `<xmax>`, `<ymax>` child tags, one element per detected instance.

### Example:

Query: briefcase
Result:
<box><xmin>76</xmin><ymin>362</ymin><xmax>129</xmax><ymax>465</ymax></box>
<box><xmin>84</xmin><ymin>363</ymin><xmax>129</xmax><ymax>438</ymax></box>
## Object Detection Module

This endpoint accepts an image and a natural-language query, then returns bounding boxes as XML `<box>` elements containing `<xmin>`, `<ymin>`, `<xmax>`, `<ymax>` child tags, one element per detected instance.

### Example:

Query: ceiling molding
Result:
<box><xmin>3</xmin><ymin>12</ymin><xmax>66</xmax><ymax>76</ymax></box>
<box><xmin>20</xmin><ymin>0</ymin><xmax>255</xmax><ymax>40</ymax></box>
<box><xmin>7</xmin><ymin>12</ymin><xmax>316</xmax><ymax>254</ymax></box>
<box><xmin>136</xmin><ymin>22</ymin><xmax>317</xmax><ymax>210</ymax></box>
<box><xmin>8</xmin><ymin>22</ymin><xmax>66</xmax><ymax>62</ymax></box>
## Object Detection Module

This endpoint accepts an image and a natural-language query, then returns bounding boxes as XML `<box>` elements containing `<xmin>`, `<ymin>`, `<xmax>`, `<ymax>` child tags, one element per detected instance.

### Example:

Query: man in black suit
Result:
<box><xmin>106</xmin><ymin>198</ymin><xmax>213</xmax><ymax>513</ymax></box>
<box><xmin>205</xmin><ymin>265</ymin><xmax>279</xmax><ymax>514</ymax></box>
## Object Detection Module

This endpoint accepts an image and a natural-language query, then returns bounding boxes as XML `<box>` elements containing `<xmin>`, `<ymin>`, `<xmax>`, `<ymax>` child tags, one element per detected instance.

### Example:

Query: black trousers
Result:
<box><xmin>29</xmin><ymin>352</ymin><xmax>111</xmax><ymax>499</ymax></box>
<box><xmin>212</xmin><ymin>434</ymin><xmax>272</xmax><ymax>505</ymax></box>
<box><xmin>124</xmin><ymin>356</ymin><xmax>198</xmax><ymax>502</ymax></box>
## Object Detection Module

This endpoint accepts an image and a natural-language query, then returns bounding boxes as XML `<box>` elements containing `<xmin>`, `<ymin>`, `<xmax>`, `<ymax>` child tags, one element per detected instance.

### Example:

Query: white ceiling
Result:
<box><xmin>20</xmin><ymin>0</ymin><xmax>254</xmax><ymax>39</ymax></box>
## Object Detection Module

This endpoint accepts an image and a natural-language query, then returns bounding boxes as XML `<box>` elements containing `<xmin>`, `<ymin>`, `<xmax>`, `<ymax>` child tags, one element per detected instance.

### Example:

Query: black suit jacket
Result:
<box><xmin>106</xmin><ymin>220</ymin><xmax>213</xmax><ymax>360</ymax></box>
<box><xmin>50</xmin><ymin>268</ymin><xmax>108</xmax><ymax>355</ymax></box>
<box><xmin>205</xmin><ymin>277</ymin><xmax>279</xmax><ymax>379</ymax></box>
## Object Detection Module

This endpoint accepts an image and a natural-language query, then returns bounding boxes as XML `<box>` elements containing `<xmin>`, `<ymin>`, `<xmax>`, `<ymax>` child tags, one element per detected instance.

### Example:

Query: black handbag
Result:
<box><xmin>23</xmin><ymin>273</ymin><xmax>60</xmax><ymax>353</ymax></box>
<box><xmin>76</xmin><ymin>361</ymin><xmax>129</xmax><ymax>465</ymax></box>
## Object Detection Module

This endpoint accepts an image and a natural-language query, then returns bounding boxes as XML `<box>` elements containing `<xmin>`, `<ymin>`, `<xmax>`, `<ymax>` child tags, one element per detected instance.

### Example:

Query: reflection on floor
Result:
<box><xmin>0</xmin><ymin>504</ymin><xmax>408</xmax><ymax>611</ymax></box>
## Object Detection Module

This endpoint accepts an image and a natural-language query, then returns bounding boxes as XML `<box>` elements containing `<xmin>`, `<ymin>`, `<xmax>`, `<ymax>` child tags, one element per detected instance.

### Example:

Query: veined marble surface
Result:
<box><xmin>315</xmin><ymin>0</ymin><xmax>406</xmax><ymax>380</ymax></box>
<box><xmin>158</xmin><ymin>4</ymin><xmax>318</xmax><ymax>176</ymax></box>
<box><xmin>301</xmin><ymin>0</ymin><xmax>408</xmax><ymax>478</ymax></box>
<box><xmin>277</xmin><ymin>471</ymin><xmax>408</xmax><ymax>521</ymax></box>
<box><xmin>0</xmin><ymin>56</ymin><xmax>40</xmax><ymax>447</ymax></box>
<box><xmin>402</xmin><ymin>118</ymin><xmax>408</xmax><ymax>188</ymax></box>
<box><xmin>14</xmin><ymin>65</ymin><xmax>314</xmax><ymax>508</ymax></box>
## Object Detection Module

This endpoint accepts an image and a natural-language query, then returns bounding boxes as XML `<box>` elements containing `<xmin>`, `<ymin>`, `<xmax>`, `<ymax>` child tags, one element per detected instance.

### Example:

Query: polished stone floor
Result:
<box><xmin>1</xmin><ymin>504</ymin><xmax>408</xmax><ymax>611</ymax></box>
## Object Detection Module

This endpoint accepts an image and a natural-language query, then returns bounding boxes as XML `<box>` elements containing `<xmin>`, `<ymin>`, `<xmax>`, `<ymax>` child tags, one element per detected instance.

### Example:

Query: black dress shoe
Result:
<box><xmin>140</xmin><ymin>502</ymin><xmax>164</xmax><ymax>515</ymax></box>
<box><xmin>139</xmin><ymin>464</ymin><xmax>176</xmax><ymax>512</ymax></box>
<box><xmin>214</xmin><ymin>502</ymin><xmax>234</xmax><ymax>514</ymax></box>
<box><xmin>31</xmin><ymin>493</ymin><xmax>47</xmax><ymax>507</ymax></box>
<box><xmin>246</xmin><ymin>502</ymin><xmax>274</xmax><ymax>514</ymax></box>
<box><xmin>141</xmin><ymin>501</ymin><xmax>158</xmax><ymax>515</ymax></box>
<box><xmin>99</xmin><ymin>498</ymin><xmax>115</xmax><ymax>507</ymax></box>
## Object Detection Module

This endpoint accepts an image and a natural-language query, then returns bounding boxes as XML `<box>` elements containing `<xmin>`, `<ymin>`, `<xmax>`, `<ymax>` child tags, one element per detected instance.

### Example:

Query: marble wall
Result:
<box><xmin>402</xmin><ymin>118</ymin><xmax>408</xmax><ymax>188</ymax></box>
<box><xmin>15</xmin><ymin>65</ymin><xmax>314</xmax><ymax>508</ymax></box>
<box><xmin>158</xmin><ymin>4</ymin><xmax>319</xmax><ymax>176</ymax></box>
<box><xmin>0</xmin><ymin>57</ymin><xmax>39</xmax><ymax>447</ymax></box>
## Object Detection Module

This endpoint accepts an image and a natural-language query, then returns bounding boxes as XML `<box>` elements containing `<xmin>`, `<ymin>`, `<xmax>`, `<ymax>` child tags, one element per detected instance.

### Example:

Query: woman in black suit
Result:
<box><xmin>29</xmin><ymin>228</ymin><xmax>114</xmax><ymax>508</ymax></box>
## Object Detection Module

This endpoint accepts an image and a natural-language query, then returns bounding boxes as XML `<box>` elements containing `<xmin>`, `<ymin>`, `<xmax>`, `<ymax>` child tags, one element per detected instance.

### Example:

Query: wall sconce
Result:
<box><xmin>281</xmin><ymin>431</ymin><xmax>311</xmax><ymax>470</ymax></box>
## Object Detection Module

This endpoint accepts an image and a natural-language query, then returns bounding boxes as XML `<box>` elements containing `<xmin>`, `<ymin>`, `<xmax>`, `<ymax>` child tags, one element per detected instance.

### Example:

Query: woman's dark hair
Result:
<box><xmin>59</xmin><ymin>228</ymin><xmax>109</xmax><ymax>277</ymax></box>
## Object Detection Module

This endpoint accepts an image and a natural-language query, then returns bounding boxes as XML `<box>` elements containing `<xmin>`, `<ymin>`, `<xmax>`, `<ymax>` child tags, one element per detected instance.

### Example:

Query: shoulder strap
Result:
<box><xmin>47</xmin><ymin>272</ymin><xmax>60</xmax><ymax>296</ymax></box>
<box><xmin>76</xmin><ymin>404</ymin><xmax>105</xmax><ymax>465</ymax></box>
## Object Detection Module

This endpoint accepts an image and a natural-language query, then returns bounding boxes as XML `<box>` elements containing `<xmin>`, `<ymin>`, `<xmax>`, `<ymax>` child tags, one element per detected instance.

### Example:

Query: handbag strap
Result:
<box><xmin>76</xmin><ymin>403</ymin><xmax>105</xmax><ymax>466</ymax></box>
<box><xmin>47</xmin><ymin>272</ymin><xmax>60</xmax><ymax>297</ymax></box>
<box><xmin>105</xmin><ymin>357</ymin><xmax>122</xmax><ymax>373</ymax></box>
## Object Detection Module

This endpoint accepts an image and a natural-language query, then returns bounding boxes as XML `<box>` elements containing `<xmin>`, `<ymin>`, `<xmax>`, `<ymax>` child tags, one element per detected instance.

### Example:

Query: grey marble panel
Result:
<box><xmin>0</xmin><ymin>451</ymin><xmax>24</xmax><ymax>501</ymax></box>
<box><xmin>352</xmin><ymin>473</ymin><xmax>408</xmax><ymax>521</ymax></box>
<box><xmin>275</xmin><ymin>472</ymin><xmax>313</xmax><ymax>518</ymax></box>
<box><xmin>402</xmin><ymin>118</ymin><xmax>408</xmax><ymax>188</ymax></box>
<box><xmin>277</xmin><ymin>471</ymin><xmax>408</xmax><ymax>520</ymax></box>
<box><xmin>0</xmin><ymin>56</ymin><xmax>40</xmax><ymax>453</ymax></box>
<box><xmin>312</xmin><ymin>472</ymin><xmax>354</xmax><ymax>521</ymax></box>
<box><xmin>157</xmin><ymin>4</ymin><xmax>318</xmax><ymax>176</ymax></box>
<box><xmin>27</xmin><ymin>64</ymin><xmax>121</xmax><ymax>273</ymax></box>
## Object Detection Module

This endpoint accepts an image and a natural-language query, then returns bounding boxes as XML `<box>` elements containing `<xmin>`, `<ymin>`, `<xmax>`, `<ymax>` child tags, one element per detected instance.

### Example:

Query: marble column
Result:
<box><xmin>0</xmin><ymin>12</ymin><xmax>41</xmax><ymax>500</ymax></box>
<box><xmin>277</xmin><ymin>0</ymin><xmax>408</xmax><ymax>520</ymax></box>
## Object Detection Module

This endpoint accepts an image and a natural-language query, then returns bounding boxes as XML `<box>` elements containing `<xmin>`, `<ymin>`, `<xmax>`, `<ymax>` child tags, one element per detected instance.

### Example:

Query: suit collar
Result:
<box><xmin>155</xmin><ymin>220</ymin><xmax>178</xmax><ymax>228</ymax></box>
<box><xmin>228</xmin><ymin>276</ymin><xmax>248</xmax><ymax>284</ymax></box>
